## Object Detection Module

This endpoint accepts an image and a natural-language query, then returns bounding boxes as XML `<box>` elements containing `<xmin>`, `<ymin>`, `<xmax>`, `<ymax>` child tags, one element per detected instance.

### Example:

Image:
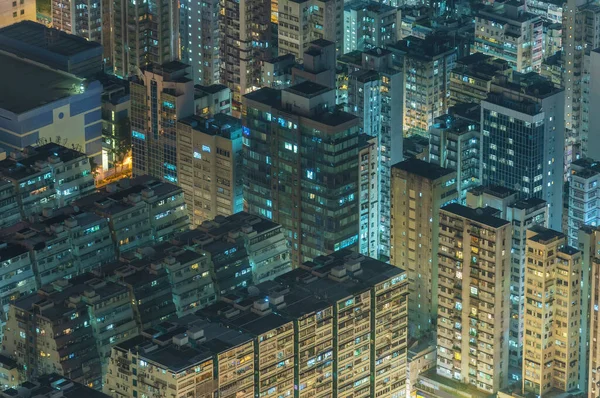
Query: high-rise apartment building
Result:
<box><xmin>466</xmin><ymin>186</ymin><xmax>548</xmax><ymax>376</ymax></box>
<box><xmin>105</xmin><ymin>250</ymin><xmax>408</xmax><ymax>398</ymax></box>
<box><xmin>220</xmin><ymin>0</ymin><xmax>271</xmax><ymax>115</ymax></box>
<box><xmin>358</xmin><ymin>136</ymin><xmax>379</xmax><ymax>258</ymax></box>
<box><xmin>343</xmin><ymin>0</ymin><xmax>400</xmax><ymax>54</ymax></box>
<box><xmin>3</xmin><ymin>274</ymin><xmax>139</xmax><ymax>388</ymax></box>
<box><xmin>390</xmin><ymin>158</ymin><xmax>457</xmax><ymax>337</ymax></box>
<box><xmin>568</xmin><ymin>158</ymin><xmax>600</xmax><ymax>248</ymax></box>
<box><xmin>130</xmin><ymin>61</ymin><xmax>195</xmax><ymax>182</ymax></box>
<box><xmin>183</xmin><ymin>0</ymin><xmax>219</xmax><ymax>85</ymax></box>
<box><xmin>0</xmin><ymin>0</ymin><xmax>34</xmax><ymax>28</ymax></box>
<box><xmin>278</xmin><ymin>0</ymin><xmax>344</xmax><ymax>59</ymax></box>
<box><xmin>429</xmin><ymin>110</ymin><xmax>481</xmax><ymax>203</ymax></box>
<box><xmin>437</xmin><ymin>203</ymin><xmax>512</xmax><ymax>394</ymax></box>
<box><xmin>344</xmin><ymin>47</ymin><xmax>404</xmax><ymax>259</ymax></box>
<box><xmin>243</xmin><ymin>82</ymin><xmax>360</xmax><ymax>265</ymax></box>
<box><xmin>194</xmin><ymin>84</ymin><xmax>232</xmax><ymax>116</ymax></box>
<box><xmin>176</xmin><ymin>114</ymin><xmax>243</xmax><ymax>226</ymax></box>
<box><xmin>522</xmin><ymin>227</ymin><xmax>582</xmax><ymax>395</ymax></box>
<box><xmin>389</xmin><ymin>34</ymin><xmax>457</xmax><ymax>137</ymax></box>
<box><xmin>51</xmin><ymin>0</ymin><xmax>102</xmax><ymax>44</ymax></box>
<box><xmin>112</xmin><ymin>0</ymin><xmax>178</xmax><ymax>78</ymax></box>
<box><xmin>473</xmin><ymin>1</ymin><xmax>543</xmax><ymax>73</ymax></box>
<box><xmin>481</xmin><ymin>72</ymin><xmax>564</xmax><ymax>230</ymax></box>
<box><xmin>449</xmin><ymin>53</ymin><xmax>511</xmax><ymax>106</ymax></box>
<box><xmin>563</xmin><ymin>2</ymin><xmax>600</xmax><ymax>162</ymax></box>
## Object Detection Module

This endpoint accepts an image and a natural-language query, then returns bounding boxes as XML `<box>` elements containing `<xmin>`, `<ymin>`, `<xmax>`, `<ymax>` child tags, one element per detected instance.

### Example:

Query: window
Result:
<box><xmin>12</xmin><ymin>1</ymin><xmax>16</xmax><ymax>6</ymax></box>
<box><xmin>13</xmin><ymin>11</ymin><xmax>17</xmax><ymax>17</ymax></box>
<box><xmin>20</xmin><ymin>9</ymin><xmax>23</xmax><ymax>14</ymax></box>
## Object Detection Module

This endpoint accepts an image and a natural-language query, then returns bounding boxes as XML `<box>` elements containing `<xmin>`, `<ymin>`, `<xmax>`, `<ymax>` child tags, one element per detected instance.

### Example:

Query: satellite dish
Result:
<box><xmin>248</xmin><ymin>286</ymin><xmax>260</xmax><ymax>296</ymax></box>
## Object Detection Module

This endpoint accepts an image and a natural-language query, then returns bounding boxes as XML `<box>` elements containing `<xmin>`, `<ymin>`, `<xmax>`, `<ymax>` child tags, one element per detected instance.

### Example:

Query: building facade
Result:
<box><xmin>0</xmin><ymin>0</ymin><xmax>34</xmax><ymax>28</ymax></box>
<box><xmin>0</xmin><ymin>52</ymin><xmax>103</xmax><ymax>162</ymax></box>
<box><xmin>436</xmin><ymin>204</ymin><xmax>512</xmax><ymax>394</ymax></box>
<box><xmin>522</xmin><ymin>227</ymin><xmax>582</xmax><ymax>395</ymax></box>
<box><xmin>112</xmin><ymin>0</ymin><xmax>178</xmax><ymax>78</ymax></box>
<box><xmin>243</xmin><ymin>82</ymin><xmax>360</xmax><ymax>266</ymax></box>
<box><xmin>429</xmin><ymin>112</ymin><xmax>480</xmax><ymax>203</ymax></box>
<box><xmin>473</xmin><ymin>1</ymin><xmax>543</xmax><ymax>73</ymax></box>
<box><xmin>176</xmin><ymin>114</ymin><xmax>243</xmax><ymax>226</ymax></box>
<box><xmin>3</xmin><ymin>274</ymin><xmax>138</xmax><ymax>388</ymax></box>
<box><xmin>390</xmin><ymin>34</ymin><xmax>457</xmax><ymax>137</ymax></box>
<box><xmin>481</xmin><ymin>72</ymin><xmax>564</xmax><ymax>231</ymax></box>
<box><xmin>343</xmin><ymin>0</ymin><xmax>400</xmax><ymax>54</ymax></box>
<box><xmin>220</xmin><ymin>0</ymin><xmax>271</xmax><ymax>115</ymax></box>
<box><xmin>130</xmin><ymin>62</ymin><xmax>195</xmax><ymax>182</ymax></box>
<box><xmin>105</xmin><ymin>250</ymin><xmax>408</xmax><ymax>398</ymax></box>
<box><xmin>390</xmin><ymin>158</ymin><xmax>457</xmax><ymax>337</ymax></box>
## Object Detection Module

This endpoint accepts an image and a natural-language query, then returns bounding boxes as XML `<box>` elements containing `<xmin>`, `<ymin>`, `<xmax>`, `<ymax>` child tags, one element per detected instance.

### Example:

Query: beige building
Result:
<box><xmin>0</xmin><ymin>0</ymin><xmax>34</xmax><ymax>28</ymax></box>
<box><xmin>437</xmin><ymin>204</ymin><xmax>511</xmax><ymax>394</ymax></box>
<box><xmin>105</xmin><ymin>249</ymin><xmax>408</xmax><ymax>398</ymax></box>
<box><xmin>390</xmin><ymin>158</ymin><xmax>457</xmax><ymax>337</ymax></box>
<box><xmin>176</xmin><ymin>114</ymin><xmax>243</xmax><ymax>226</ymax></box>
<box><xmin>522</xmin><ymin>227</ymin><xmax>581</xmax><ymax>395</ymax></box>
<box><xmin>278</xmin><ymin>0</ymin><xmax>343</xmax><ymax>59</ymax></box>
<box><xmin>389</xmin><ymin>34</ymin><xmax>457</xmax><ymax>137</ymax></box>
<box><xmin>473</xmin><ymin>1</ymin><xmax>543</xmax><ymax>73</ymax></box>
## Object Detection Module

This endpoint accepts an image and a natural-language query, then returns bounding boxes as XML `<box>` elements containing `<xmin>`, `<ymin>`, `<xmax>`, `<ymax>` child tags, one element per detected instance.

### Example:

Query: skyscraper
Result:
<box><xmin>242</xmin><ymin>81</ymin><xmax>360</xmax><ymax>266</ymax></box>
<box><xmin>343</xmin><ymin>47</ymin><xmax>404</xmax><ymax>259</ymax></box>
<box><xmin>522</xmin><ymin>227</ymin><xmax>582</xmax><ymax>395</ymax></box>
<box><xmin>220</xmin><ymin>0</ymin><xmax>271</xmax><ymax>115</ymax></box>
<box><xmin>466</xmin><ymin>186</ymin><xmax>548</xmax><ymax>377</ymax></box>
<box><xmin>389</xmin><ymin>34</ymin><xmax>457</xmax><ymax>137</ymax></box>
<box><xmin>429</xmin><ymin>110</ymin><xmax>481</xmax><ymax>203</ymax></box>
<box><xmin>473</xmin><ymin>1</ymin><xmax>543</xmax><ymax>73</ymax></box>
<box><xmin>278</xmin><ymin>0</ymin><xmax>344</xmax><ymax>59</ymax></box>
<box><xmin>437</xmin><ymin>203</ymin><xmax>512</xmax><ymax>394</ymax></box>
<box><xmin>51</xmin><ymin>0</ymin><xmax>102</xmax><ymax>44</ymax></box>
<box><xmin>343</xmin><ymin>0</ymin><xmax>400</xmax><ymax>54</ymax></box>
<box><xmin>130</xmin><ymin>61</ymin><xmax>194</xmax><ymax>182</ymax></box>
<box><xmin>112</xmin><ymin>0</ymin><xmax>178</xmax><ymax>78</ymax></box>
<box><xmin>182</xmin><ymin>0</ymin><xmax>220</xmax><ymax>85</ymax></box>
<box><xmin>481</xmin><ymin>72</ymin><xmax>564</xmax><ymax>230</ymax></box>
<box><xmin>562</xmin><ymin>1</ymin><xmax>600</xmax><ymax>162</ymax></box>
<box><xmin>390</xmin><ymin>158</ymin><xmax>457</xmax><ymax>337</ymax></box>
<box><xmin>176</xmin><ymin>114</ymin><xmax>244</xmax><ymax>225</ymax></box>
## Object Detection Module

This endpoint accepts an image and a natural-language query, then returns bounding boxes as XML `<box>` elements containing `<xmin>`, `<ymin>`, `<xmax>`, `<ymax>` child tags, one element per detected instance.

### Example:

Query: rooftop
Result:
<box><xmin>528</xmin><ymin>225</ymin><xmax>564</xmax><ymax>244</ymax></box>
<box><xmin>389</xmin><ymin>34</ymin><xmax>455</xmax><ymax>60</ymax></box>
<box><xmin>195</xmin><ymin>83</ymin><xmax>228</xmax><ymax>95</ymax></box>
<box><xmin>1</xmin><ymin>373</ymin><xmax>111</xmax><ymax>398</ymax></box>
<box><xmin>0</xmin><ymin>52</ymin><xmax>84</xmax><ymax>114</ymax></box>
<box><xmin>0</xmin><ymin>21</ymin><xmax>101</xmax><ymax>57</ymax></box>
<box><xmin>178</xmin><ymin>114</ymin><xmax>241</xmax><ymax>139</ymax></box>
<box><xmin>442</xmin><ymin>203</ymin><xmax>511</xmax><ymax>228</ymax></box>
<box><xmin>285</xmin><ymin>81</ymin><xmax>331</xmax><ymax>98</ymax></box>
<box><xmin>392</xmin><ymin>158</ymin><xmax>455</xmax><ymax>180</ymax></box>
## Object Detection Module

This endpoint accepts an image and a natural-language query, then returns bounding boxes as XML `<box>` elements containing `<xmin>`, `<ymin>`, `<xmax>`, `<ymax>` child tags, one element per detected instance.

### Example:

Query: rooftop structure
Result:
<box><xmin>0</xmin><ymin>374</ymin><xmax>111</xmax><ymax>398</ymax></box>
<box><xmin>0</xmin><ymin>21</ymin><xmax>103</xmax><ymax>78</ymax></box>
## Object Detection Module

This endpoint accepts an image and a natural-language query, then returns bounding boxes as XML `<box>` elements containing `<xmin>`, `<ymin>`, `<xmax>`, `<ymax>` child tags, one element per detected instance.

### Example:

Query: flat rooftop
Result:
<box><xmin>285</xmin><ymin>81</ymin><xmax>331</xmax><ymax>98</ymax></box>
<box><xmin>528</xmin><ymin>225</ymin><xmax>564</xmax><ymax>244</ymax></box>
<box><xmin>442</xmin><ymin>203</ymin><xmax>511</xmax><ymax>228</ymax></box>
<box><xmin>392</xmin><ymin>158</ymin><xmax>455</xmax><ymax>180</ymax></box>
<box><xmin>0</xmin><ymin>52</ymin><xmax>84</xmax><ymax>114</ymax></box>
<box><xmin>0</xmin><ymin>21</ymin><xmax>101</xmax><ymax>57</ymax></box>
